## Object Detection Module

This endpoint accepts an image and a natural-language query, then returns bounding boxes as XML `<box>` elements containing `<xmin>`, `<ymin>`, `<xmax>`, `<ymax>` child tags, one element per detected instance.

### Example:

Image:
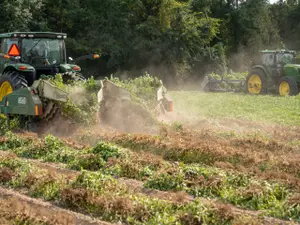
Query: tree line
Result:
<box><xmin>1</xmin><ymin>0</ymin><xmax>300</xmax><ymax>87</ymax></box>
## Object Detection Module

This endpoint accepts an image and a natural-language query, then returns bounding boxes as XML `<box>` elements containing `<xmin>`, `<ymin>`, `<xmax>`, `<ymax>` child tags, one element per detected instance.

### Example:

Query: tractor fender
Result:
<box><xmin>250</xmin><ymin>65</ymin><xmax>270</xmax><ymax>79</ymax></box>
<box><xmin>3</xmin><ymin>64</ymin><xmax>35</xmax><ymax>73</ymax></box>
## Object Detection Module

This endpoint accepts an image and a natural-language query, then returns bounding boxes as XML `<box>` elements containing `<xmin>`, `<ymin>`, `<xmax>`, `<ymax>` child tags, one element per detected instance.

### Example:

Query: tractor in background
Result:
<box><xmin>0</xmin><ymin>32</ymin><xmax>99</xmax><ymax>128</ymax></box>
<box><xmin>202</xmin><ymin>49</ymin><xmax>300</xmax><ymax>96</ymax></box>
<box><xmin>246</xmin><ymin>49</ymin><xmax>300</xmax><ymax>96</ymax></box>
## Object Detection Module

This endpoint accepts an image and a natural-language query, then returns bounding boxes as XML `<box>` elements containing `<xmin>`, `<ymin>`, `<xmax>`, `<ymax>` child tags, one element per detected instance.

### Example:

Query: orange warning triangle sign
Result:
<box><xmin>8</xmin><ymin>44</ymin><xmax>20</xmax><ymax>56</ymax></box>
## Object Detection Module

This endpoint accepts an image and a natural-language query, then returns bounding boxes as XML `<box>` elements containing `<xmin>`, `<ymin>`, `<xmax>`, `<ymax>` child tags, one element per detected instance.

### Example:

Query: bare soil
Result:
<box><xmin>0</xmin><ymin>187</ymin><xmax>115</xmax><ymax>225</ymax></box>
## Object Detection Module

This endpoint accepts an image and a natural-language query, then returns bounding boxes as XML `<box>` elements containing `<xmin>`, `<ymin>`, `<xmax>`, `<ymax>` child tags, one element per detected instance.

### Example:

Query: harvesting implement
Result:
<box><xmin>97</xmin><ymin>79</ymin><xmax>173</xmax><ymax>132</ymax></box>
<box><xmin>201</xmin><ymin>74</ymin><xmax>245</xmax><ymax>93</ymax></box>
<box><xmin>0</xmin><ymin>32</ymin><xmax>99</xmax><ymax>129</ymax></box>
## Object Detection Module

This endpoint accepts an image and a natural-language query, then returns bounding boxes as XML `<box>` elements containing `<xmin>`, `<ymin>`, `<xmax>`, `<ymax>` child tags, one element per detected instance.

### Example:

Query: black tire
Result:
<box><xmin>278</xmin><ymin>76</ymin><xmax>299</xmax><ymax>96</ymax></box>
<box><xmin>245</xmin><ymin>69</ymin><xmax>267</xmax><ymax>94</ymax></box>
<box><xmin>0</xmin><ymin>70</ymin><xmax>28</xmax><ymax>100</ymax></box>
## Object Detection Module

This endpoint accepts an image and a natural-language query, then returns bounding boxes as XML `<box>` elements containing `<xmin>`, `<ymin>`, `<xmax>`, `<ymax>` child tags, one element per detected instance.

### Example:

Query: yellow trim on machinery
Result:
<box><xmin>0</xmin><ymin>81</ymin><xmax>13</xmax><ymax>101</ymax></box>
<box><xmin>247</xmin><ymin>74</ymin><xmax>262</xmax><ymax>94</ymax></box>
<box><xmin>279</xmin><ymin>81</ymin><xmax>290</xmax><ymax>96</ymax></box>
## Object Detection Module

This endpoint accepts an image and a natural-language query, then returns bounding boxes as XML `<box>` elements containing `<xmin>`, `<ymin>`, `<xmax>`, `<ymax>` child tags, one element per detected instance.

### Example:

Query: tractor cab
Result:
<box><xmin>259</xmin><ymin>50</ymin><xmax>299</xmax><ymax>84</ymax></box>
<box><xmin>0</xmin><ymin>32</ymin><xmax>99</xmax><ymax>84</ymax></box>
<box><xmin>260</xmin><ymin>50</ymin><xmax>295</xmax><ymax>68</ymax></box>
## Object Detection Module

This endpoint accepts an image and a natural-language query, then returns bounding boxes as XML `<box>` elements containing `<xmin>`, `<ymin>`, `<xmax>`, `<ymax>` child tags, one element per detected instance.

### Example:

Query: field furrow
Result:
<box><xmin>0</xmin><ymin>186</ymin><xmax>113</xmax><ymax>225</ymax></box>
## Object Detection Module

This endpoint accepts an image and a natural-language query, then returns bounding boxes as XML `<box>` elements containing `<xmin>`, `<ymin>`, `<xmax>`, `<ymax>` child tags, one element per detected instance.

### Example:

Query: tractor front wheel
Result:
<box><xmin>245</xmin><ymin>70</ymin><xmax>267</xmax><ymax>95</ymax></box>
<box><xmin>278</xmin><ymin>76</ymin><xmax>299</xmax><ymax>96</ymax></box>
<box><xmin>0</xmin><ymin>71</ymin><xmax>28</xmax><ymax>102</ymax></box>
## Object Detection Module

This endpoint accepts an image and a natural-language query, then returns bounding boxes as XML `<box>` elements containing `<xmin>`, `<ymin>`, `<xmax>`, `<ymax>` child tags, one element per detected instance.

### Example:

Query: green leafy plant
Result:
<box><xmin>90</xmin><ymin>141</ymin><xmax>121</xmax><ymax>161</ymax></box>
<box><xmin>108</xmin><ymin>72</ymin><xmax>162</xmax><ymax>110</ymax></box>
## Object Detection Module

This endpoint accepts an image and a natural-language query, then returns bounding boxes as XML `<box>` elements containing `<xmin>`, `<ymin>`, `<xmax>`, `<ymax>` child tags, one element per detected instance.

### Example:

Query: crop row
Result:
<box><xmin>0</xmin><ymin>132</ymin><xmax>299</xmax><ymax>223</ymax></box>
<box><xmin>82</xmin><ymin>129</ymin><xmax>300</xmax><ymax>184</ymax></box>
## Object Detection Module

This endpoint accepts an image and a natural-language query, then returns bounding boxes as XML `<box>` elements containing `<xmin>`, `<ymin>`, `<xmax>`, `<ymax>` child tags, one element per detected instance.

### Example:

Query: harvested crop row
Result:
<box><xmin>0</xmin><ymin>187</ymin><xmax>113</xmax><ymax>225</ymax></box>
<box><xmin>0</xmin><ymin>196</ymin><xmax>51</xmax><ymax>225</ymax></box>
<box><xmin>1</xmin><ymin>132</ymin><xmax>300</xmax><ymax>223</ymax></box>
<box><xmin>81</xmin><ymin>127</ymin><xmax>300</xmax><ymax>187</ymax></box>
<box><xmin>0</xmin><ymin>151</ymin><xmax>284</xmax><ymax>225</ymax></box>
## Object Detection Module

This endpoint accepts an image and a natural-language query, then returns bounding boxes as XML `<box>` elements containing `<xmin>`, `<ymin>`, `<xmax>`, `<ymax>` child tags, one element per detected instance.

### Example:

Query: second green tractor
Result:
<box><xmin>246</xmin><ymin>50</ymin><xmax>300</xmax><ymax>96</ymax></box>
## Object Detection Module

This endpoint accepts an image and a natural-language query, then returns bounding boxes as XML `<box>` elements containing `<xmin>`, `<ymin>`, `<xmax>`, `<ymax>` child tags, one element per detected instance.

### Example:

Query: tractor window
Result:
<box><xmin>276</xmin><ymin>53</ymin><xmax>294</xmax><ymax>65</ymax></box>
<box><xmin>21</xmin><ymin>38</ymin><xmax>66</xmax><ymax>65</ymax></box>
<box><xmin>261</xmin><ymin>53</ymin><xmax>274</xmax><ymax>66</ymax></box>
<box><xmin>3</xmin><ymin>38</ymin><xmax>19</xmax><ymax>53</ymax></box>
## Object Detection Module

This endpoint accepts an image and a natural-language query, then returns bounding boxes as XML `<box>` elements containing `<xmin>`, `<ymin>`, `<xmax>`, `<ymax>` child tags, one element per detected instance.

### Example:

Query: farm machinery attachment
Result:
<box><xmin>97</xmin><ymin>79</ymin><xmax>173</xmax><ymax>133</ymax></box>
<box><xmin>0</xmin><ymin>79</ymin><xmax>68</xmax><ymax>129</ymax></box>
<box><xmin>201</xmin><ymin>74</ymin><xmax>245</xmax><ymax>93</ymax></box>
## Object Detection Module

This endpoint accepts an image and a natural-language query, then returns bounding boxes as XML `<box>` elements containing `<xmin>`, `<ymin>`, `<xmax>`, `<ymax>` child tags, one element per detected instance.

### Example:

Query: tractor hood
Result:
<box><xmin>283</xmin><ymin>64</ymin><xmax>300</xmax><ymax>79</ymax></box>
<box><xmin>284</xmin><ymin>64</ymin><xmax>300</xmax><ymax>69</ymax></box>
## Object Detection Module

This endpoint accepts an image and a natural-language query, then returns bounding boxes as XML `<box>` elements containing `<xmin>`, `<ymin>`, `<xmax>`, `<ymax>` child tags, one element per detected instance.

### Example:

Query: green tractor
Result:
<box><xmin>246</xmin><ymin>49</ymin><xmax>300</xmax><ymax>96</ymax></box>
<box><xmin>0</xmin><ymin>32</ymin><xmax>99</xmax><ymax>129</ymax></box>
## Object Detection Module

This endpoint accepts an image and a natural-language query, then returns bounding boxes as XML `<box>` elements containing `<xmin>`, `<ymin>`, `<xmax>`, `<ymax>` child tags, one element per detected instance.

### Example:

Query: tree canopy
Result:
<box><xmin>1</xmin><ymin>0</ymin><xmax>299</xmax><ymax>86</ymax></box>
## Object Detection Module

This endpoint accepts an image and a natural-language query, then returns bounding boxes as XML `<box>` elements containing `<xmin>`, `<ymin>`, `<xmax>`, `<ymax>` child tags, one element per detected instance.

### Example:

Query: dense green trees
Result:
<box><xmin>1</xmin><ymin>0</ymin><xmax>300</xmax><ymax>86</ymax></box>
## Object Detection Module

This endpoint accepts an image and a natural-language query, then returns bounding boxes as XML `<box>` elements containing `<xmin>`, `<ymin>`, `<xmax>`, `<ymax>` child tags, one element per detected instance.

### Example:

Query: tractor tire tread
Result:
<box><xmin>2</xmin><ymin>70</ymin><xmax>28</xmax><ymax>90</ymax></box>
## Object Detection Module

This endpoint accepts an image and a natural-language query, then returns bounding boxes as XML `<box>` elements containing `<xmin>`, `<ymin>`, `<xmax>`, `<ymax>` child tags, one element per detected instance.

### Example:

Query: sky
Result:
<box><xmin>269</xmin><ymin>0</ymin><xmax>277</xmax><ymax>3</ymax></box>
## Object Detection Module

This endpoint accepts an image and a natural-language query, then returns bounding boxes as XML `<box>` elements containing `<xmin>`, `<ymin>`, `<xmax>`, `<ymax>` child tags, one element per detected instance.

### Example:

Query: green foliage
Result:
<box><xmin>145</xmin><ymin>170</ymin><xmax>186</xmax><ymax>191</ymax></box>
<box><xmin>0</xmin><ymin>131</ymin><xmax>32</xmax><ymax>150</ymax></box>
<box><xmin>30</xmin><ymin>178</ymin><xmax>61</xmax><ymax>201</ymax></box>
<box><xmin>0</xmin><ymin>115</ymin><xmax>20</xmax><ymax>135</ymax></box>
<box><xmin>84</xmin><ymin>76</ymin><xmax>101</xmax><ymax>92</ymax></box>
<box><xmin>109</xmin><ymin>73</ymin><xmax>162</xmax><ymax>109</ymax></box>
<box><xmin>90</xmin><ymin>141</ymin><xmax>121</xmax><ymax>161</ymax></box>
<box><xmin>0</xmin><ymin>157</ymin><xmax>31</xmax><ymax>172</ymax></box>
<box><xmin>72</xmin><ymin>170</ymin><xmax>122</xmax><ymax>194</ymax></box>
<box><xmin>44</xmin><ymin>74</ymin><xmax>99</xmax><ymax>125</ymax></box>
<box><xmin>68</xmin><ymin>154</ymin><xmax>106</xmax><ymax>171</ymax></box>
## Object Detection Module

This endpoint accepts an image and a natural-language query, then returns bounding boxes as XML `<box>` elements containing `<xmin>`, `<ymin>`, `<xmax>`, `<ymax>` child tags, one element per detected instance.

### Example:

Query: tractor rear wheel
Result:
<box><xmin>278</xmin><ymin>76</ymin><xmax>299</xmax><ymax>96</ymax></box>
<box><xmin>0</xmin><ymin>70</ymin><xmax>28</xmax><ymax>101</ymax></box>
<box><xmin>245</xmin><ymin>70</ymin><xmax>267</xmax><ymax>94</ymax></box>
